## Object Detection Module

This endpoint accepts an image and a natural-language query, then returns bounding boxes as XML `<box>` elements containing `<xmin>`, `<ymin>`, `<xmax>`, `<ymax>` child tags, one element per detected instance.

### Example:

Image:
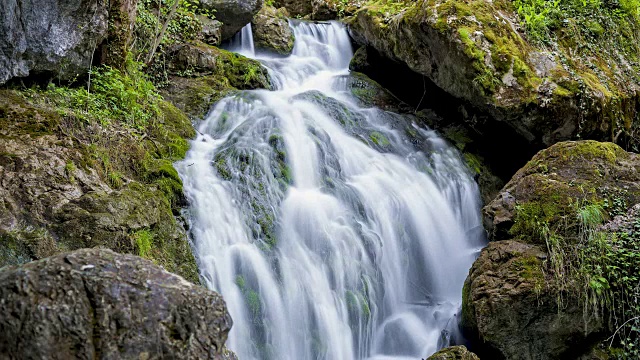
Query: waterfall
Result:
<box><xmin>176</xmin><ymin>21</ymin><xmax>485</xmax><ymax>360</ymax></box>
<box><xmin>227</xmin><ymin>23</ymin><xmax>256</xmax><ymax>57</ymax></box>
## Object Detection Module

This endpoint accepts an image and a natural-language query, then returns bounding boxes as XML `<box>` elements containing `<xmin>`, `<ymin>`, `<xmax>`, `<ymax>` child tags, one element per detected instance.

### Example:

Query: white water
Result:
<box><xmin>177</xmin><ymin>22</ymin><xmax>485</xmax><ymax>359</ymax></box>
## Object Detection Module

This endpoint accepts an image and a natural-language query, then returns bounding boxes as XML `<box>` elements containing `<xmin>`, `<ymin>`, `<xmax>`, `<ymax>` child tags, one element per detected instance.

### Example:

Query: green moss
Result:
<box><xmin>133</xmin><ymin>229</ymin><xmax>154</xmax><ymax>258</ymax></box>
<box><xmin>369</xmin><ymin>131</ymin><xmax>390</xmax><ymax>147</ymax></box>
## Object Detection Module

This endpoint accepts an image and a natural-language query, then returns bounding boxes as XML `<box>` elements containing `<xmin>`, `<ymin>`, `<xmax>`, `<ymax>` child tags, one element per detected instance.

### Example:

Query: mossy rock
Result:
<box><xmin>162</xmin><ymin>43</ymin><xmax>270</xmax><ymax>119</ymax></box>
<box><xmin>427</xmin><ymin>345</ymin><xmax>479</xmax><ymax>360</ymax></box>
<box><xmin>252</xmin><ymin>4</ymin><xmax>295</xmax><ymax>55</ymax></box>
<box><xmin>462</xmin><ymin>239</ymin><xmax>606</xmax><ymax>360</ymax></box>
<box><xmin>349</xmin><ymin>0</ymin><xmax>640</xmax><ymax>152</ymax></box>
<box><xmin>0</xmin><ymin>86</ymin><xmax>199</xmax><ymax>283</ymax></box>
<box><xmin>484</xmin><ymin>141</ymin><xmax>640</xmax><ymax>243</ymax></box>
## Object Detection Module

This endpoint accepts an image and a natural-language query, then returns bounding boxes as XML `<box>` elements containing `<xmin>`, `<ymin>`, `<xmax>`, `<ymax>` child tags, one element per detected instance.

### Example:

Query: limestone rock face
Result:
<box><xmin>199</xmin><ymin>0</ymin><xmax>263</xmax><ymax>40</ymax></box>
<box><xmin>0</xmin><ymin>0</ymin><xmax>109</xmax><ymax>84</ymax></box>
<box><xmin>427</xmin><ymin>345</ymin><xmax>480</xmax><ymax>360</ymax></box>
<box><xmin>0</xmin><ymin>249</ymin><xmax>236</xmax><ymax>359</ymax></box>
<box><xmin>252</xmin><ymin>5</ymin><xmax>295</xmax><ymax>55</ymax></box>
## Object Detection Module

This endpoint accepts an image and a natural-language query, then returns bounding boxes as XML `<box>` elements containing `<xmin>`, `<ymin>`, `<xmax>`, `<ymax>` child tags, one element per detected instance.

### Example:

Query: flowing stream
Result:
<box><xmin>176</xmin><ymin>21</ymin><xmax>485</xmax><ymax>360</ymax></box>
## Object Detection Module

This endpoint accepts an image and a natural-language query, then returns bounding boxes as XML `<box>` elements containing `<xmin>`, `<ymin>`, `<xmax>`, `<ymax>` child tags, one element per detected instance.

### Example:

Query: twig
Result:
<box><xmin>607</xmin><ymin>316</ymin><xmax>640</xmax><ymax>347</ymax></box>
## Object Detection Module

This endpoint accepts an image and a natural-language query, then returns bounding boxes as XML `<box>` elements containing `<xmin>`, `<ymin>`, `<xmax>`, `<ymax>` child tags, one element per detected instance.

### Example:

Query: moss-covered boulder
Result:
<box><xmin>427</xmin><ymin>345</ymin><xmax>480</xmax><ymax>360</ymax></box>
<box><xmin>463</xmin><ymin>141</ymin><xmax>640</xmax><ymax>359</ymax></box>
<box><xmin>462</xmin><ymin>240</ymin><xmax>606</xmax><ymax>360</ymax></box>
<box><xmin>252</xmin><ymin>4</ymin><xmax>295</xmax><ymax>55</ymax></box>
<box><xmin>0</xmin><ymin>248</ymin><xmax>236</xmax><ymax>359</ymax></box>
<box><xmin>484</xmin><ymin>141</ymin><xmax>640</xmax><ymax>242</ymax></box>
<box><xmin>349</xmin><ymin>1</ymin><xmax>640</xmax><ymax>152</ymax></box>
<box><xmin>162</xmin><ymin>43</ymin><xmax>271</xmax><ymax>118</ymax></box>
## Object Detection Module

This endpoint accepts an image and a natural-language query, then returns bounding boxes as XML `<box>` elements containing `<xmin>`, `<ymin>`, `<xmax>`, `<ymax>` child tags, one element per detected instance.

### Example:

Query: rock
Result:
<box><xmin>273</xmin><ymin>0</ymin><xmax>313</xmax><ymax>18</ymax></box>
<box><xmin>0</xmin><ymin>0</ymin><xmax>108</xmax><ymax>84</ymax></box>
<box><xmin>274</xmin><ymin>0</ymin><xmax>359</xmax><ymax>20</ymax></box>
<box><xmin>100</xmin><ymin>0</ymin><xmax>138</xmax><ymax>69</ymax></box>
<box><xmin>427</xmin><ymin>345</ymin><xmax>480</xmax><ymax>360</ymax></box>
<box><xmin>349</xmin><ymin>46</ymin><xmax>372</xmax><ymax>73</ymax></box>
<box><xmin>199</xmin><ymin>15</ymin><xmax>224</xmax><ymax>46</ymax></box>
<box><xmin>462</xmin><ymin>240</ymin><xmax>606</xmax><ymax>360</ymax></box>
<box><xmin>346</xmin><ymin>72</ymin><xmax>411</xmax><ymax>112</ymax></box>
<box><xmin>162</xmin><ymin>43</ymin><xmax>271</xmax><ymax>118</ymax></box>
<box><xmin>0</xmin><ymin>248</ymin><xmax>236</xmax><ymax>359</ymax></box>
<box><xmin>348</xmin><ymin>2</ymin><xmax>640</xmax><ymax>153</ymax></box>
<box><xmin>0</xmin><ymin>89</ymin><xmax>199</xmax><ymax>282</ymax></box>
<box><xmin>199</xmin><ymin>0</ymin><xmax>263</xmax><ymax>40</ymax></box>
<box><xmin>463</xmin><ymin>140</ymin><xmax>640</xmax><ymax>359</ymax></box>
<box><xmin>252</xmin><ymin>5</ymin><xmax>295</xmax><ymax>55</ymax></box>
<box><xmin>484</xmin><ymin>141</ymin><xmax>640</xmax><ymax>242</ymax></box>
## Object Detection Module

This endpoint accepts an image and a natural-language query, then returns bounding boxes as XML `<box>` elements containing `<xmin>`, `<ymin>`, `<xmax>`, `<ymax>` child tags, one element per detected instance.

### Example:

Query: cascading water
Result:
<box><xmin>176</xmin><ymin>21</ymin><xmax>486</xmax><ymax>359</ymax></box>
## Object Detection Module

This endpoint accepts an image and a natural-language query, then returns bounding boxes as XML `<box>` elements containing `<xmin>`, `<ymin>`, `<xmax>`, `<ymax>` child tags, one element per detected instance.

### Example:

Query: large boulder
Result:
<box><xmin>462</xmin><ymin>240</ymin><xmax>606</xmax><ymax>360</ymax></box>
<box><xmin>463</xmin><ymin>141</ymin><xmax>640</xmax><ymax>359</ymax></box>
<box><xmin>199</xmin><ymin>0</ymin><xmax>263</xmax><ymax>40</ymax></box>
<box><xmin>0</xmin><ymin>0</ymin><xmax>109</xmax><ymax>84</ymax></box>
<box><xmin>252</xmin><ymin>4</ymin><xmax>295</xmax><ymax>55</ymax></box>
<box><xmin>0</xmin><ymin>248</ymin><xmax>236</xmax><ymax>359</ymax></box>
<box><xmin>349</xmin><ymin>1</ymin><xmax>640</xmax><ymax>154</ymax></box>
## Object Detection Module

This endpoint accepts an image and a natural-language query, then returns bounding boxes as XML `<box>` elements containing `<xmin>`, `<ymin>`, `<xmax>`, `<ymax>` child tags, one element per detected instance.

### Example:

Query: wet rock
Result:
<box><xmin>252</xmin><ymin>4</ymin><xmax>295</xmax><ymax>55</ymax></box>
<box><xmin>346</xmin><ymin>72</ymin><xmax>411</xmax><ymax>112</ymax></box>
<box><xmin>427</xmin><ymin>345</ymin><xmax>480</xmax><ymax>360</ymax></box>
<box><xmin>199</xmin><ymin>0</ymin><xmax>263</xmax><ymax>40</ymax></box>
<box><xmin>0</xmin><ymin>0</ymin><xmax>108</xmax><ymax>84</ymax></box>
<box><xmin>0</xmin><ymin>248</ymin><xmax>236</xmax><ymax>359</ymax></box>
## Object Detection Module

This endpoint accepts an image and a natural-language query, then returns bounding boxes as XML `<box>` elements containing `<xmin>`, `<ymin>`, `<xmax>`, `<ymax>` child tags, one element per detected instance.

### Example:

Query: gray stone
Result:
<box><xmin>0</xmin><ymin>0</ymin><xmax>109</xmax><ymax>84</ymax></box>
<box><xmin>199</xmin><ymin>0</ymin><xmax>263</xmax><ymax>40</ymax></box>
<box><xmin>0</xmin><ymin>248</ymin><xmax>236</xmax><ymax>359</ymax></box>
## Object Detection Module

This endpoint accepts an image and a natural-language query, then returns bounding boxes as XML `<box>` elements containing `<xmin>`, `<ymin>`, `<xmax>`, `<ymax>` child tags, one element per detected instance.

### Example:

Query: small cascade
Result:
<box><xmin>226</xmin><ymin>23</ymin><xmax>255</xmax><ymax>57</ymax></box>
<box><xmin>177</xmin><ymin>21</ymin><xmax>485</xmax><ymax>360</ymax></box>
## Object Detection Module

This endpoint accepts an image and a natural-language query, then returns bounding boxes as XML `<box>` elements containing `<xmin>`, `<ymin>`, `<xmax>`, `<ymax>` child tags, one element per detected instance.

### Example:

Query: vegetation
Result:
<box><xmin>511</xmin><ymin>191</ymin><xmax>640</xmax><ymax>357</ymax></box>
